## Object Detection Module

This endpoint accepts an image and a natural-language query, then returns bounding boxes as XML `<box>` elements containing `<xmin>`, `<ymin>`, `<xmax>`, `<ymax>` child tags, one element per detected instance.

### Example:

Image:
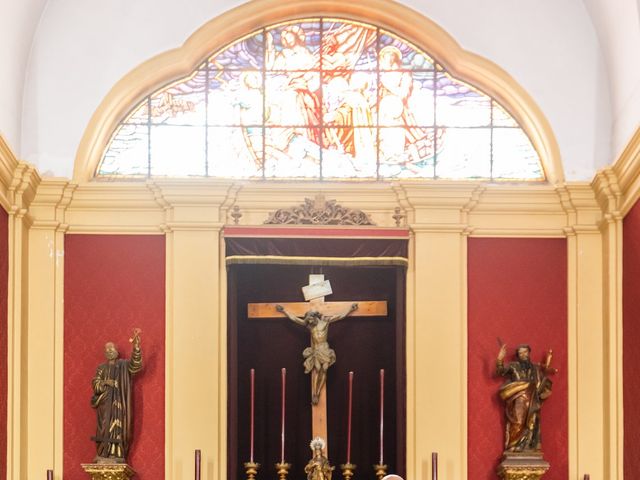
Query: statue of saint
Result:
<box><xmin>496</xmin><ymin>343</ymin><xmax>556</xmax><ymax>453</ymax></box>
<box><xmin>304</xmin><ymin>437</ymin><xmax>334</xmax><ymax>480</ymax></box>
<box><xmin>91</xmin><ymin>328</ymin><xmax>143</xmax><ymax>463</ymax></box>
<box><xmin>276</xmin><ymin>303</ymin><xmax>358</xmax><ymax>404</ymax></box>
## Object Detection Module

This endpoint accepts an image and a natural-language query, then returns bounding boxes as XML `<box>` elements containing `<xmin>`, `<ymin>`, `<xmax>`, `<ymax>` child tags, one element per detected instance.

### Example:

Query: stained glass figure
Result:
<box><xmin>98</xmin><ymin>18</ymin><xmax>545</xmax><ymax>182</ymax></box>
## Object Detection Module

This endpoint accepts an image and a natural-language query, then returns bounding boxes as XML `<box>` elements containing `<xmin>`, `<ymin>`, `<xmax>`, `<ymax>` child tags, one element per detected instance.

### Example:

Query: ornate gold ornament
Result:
<box><xmin>264</xmin><ymin>195</ymin><xmax>375</xmax><ymax>225</ymax></box>
<box><xmin>497</xmin><ymin>452</ymin><xmax>550</xmax><ymax>480</ymax></box>
<box><xmin>81</xmin><ymin>463</ymin><xmax>136</xmax><ymax>480</ymax></box>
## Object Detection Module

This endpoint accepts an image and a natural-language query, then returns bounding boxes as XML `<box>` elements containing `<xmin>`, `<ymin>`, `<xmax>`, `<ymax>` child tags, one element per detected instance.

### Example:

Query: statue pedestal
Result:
<box><xmin>81</xmin><ymin>463</ymin><xmax>136</xmax><ymax>480</ymax></box>
<box><xmin>497</xmin><ymin>452</ymin><xmax>549</xmax><ymax>480</ymax></box>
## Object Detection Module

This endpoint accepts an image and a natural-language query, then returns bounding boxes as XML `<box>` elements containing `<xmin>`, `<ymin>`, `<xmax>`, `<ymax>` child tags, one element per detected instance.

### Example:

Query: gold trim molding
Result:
<box><xmin>72</xmin><ymin>0</ymin><xmax>564</xmax><ymax>184</ymax></box>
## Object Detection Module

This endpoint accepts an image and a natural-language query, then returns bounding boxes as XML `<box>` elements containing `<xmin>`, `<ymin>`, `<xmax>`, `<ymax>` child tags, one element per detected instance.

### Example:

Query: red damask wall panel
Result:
<box><xmin>0</xmin><ymin>208</ymin><xmax>7</xmax><ymax>480</ymax></box>
<box><xmin>624</xmin><ymin>200</ymin><xmax>640</xmax><ymax>477</ymax></box>
<box><xmin>468</xmin><ymin>238</ymin><xmax>567</xmax><ymax>480</ymax></box>
<box><xmin>64</xmin><ymin>235</ymin><xmax>165</xmax><ymax>479</ymax></box>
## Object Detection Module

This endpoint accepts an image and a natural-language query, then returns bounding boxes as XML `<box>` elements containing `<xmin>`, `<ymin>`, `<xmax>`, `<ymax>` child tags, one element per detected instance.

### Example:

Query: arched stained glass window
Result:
<box><xmin>98</xmin><ymin>19</ymin><xmax>544</xmax><ymax>181</ymax></box>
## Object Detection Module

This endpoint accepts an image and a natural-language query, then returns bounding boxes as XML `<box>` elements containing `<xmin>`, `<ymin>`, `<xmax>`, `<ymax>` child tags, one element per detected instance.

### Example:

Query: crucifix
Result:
<box><xmin>247</xmin><ymin>274</ymin><xmax>387</xmax><ymax>448</ymax></box>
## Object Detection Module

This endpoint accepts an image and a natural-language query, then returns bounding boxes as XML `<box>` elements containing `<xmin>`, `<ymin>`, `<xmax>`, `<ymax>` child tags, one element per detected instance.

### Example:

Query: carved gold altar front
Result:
<box><xmin>497</xmin><ymin>453</ymin><xmax>550</xmax><ymax>480</ymax></box>
<box><xmin>81</xmin><ymin>463</ymin><xmax>136</xmax><ymax>480</ymax></box>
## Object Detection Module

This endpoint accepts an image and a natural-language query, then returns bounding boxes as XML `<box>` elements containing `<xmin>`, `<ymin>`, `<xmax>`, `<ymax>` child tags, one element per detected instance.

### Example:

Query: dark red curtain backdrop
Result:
<box><xmin>623</xmin><ymin>200</ymin><xmax>640</xmax><ymax>477</ymax></box>
<box><xmin>0</xmin><ymin>208</ymin><xmax>7</xmax><ymax>480</ymax></box>
<box><xmin>468</xmin><ymin>238</ymin><xmax>567</xmax><ymax>480</ymax></box>
<box><xmin>64</xmin><ymin>235</ymin><xmax>165</xmax><ymax>479</ymax></box>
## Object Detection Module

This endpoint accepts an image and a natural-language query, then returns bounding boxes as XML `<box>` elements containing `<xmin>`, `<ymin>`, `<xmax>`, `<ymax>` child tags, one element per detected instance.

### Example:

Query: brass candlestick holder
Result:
<box><xmin>275</xmin><ymin>462</ymin><xmax>291</xmax><ymax>480</ymax></box>
<box><xmin>374</xmin><ymin>463</ymin><xmax>388</xmax><ymax>480</ymax></box>
<box><xmin>244</xmin><ymin>461</ymin><xmax>260</xmax><ymax>480</ymax></box>
<box><xmin>340</xmin><ymin>462</ymin><xmax>356</xmax><ymax>480</ymax></box>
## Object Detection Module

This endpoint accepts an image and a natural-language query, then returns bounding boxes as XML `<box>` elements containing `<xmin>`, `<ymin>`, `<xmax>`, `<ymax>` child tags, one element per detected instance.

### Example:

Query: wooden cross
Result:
<box><xmin>248</xmin><ymin>274</ymin><xmax>387</xmax><ymax>448</ymax></box>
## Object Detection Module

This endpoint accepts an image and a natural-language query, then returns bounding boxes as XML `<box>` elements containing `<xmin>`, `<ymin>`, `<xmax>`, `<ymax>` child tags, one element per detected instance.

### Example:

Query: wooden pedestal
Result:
<box><xmin>497</xmin><ymin>452</ymin><xmax>550</xmax><ymax>480</ymax></box>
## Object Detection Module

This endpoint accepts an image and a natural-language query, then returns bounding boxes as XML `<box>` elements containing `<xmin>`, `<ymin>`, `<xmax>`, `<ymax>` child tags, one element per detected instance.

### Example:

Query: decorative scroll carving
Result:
<box><xmin>264</xmin><ymin>195</ymin><xmax>375</xmax><ymax>226</ymax></box>
<box><xmin>81</xmin><ymin>463</ymin><xmax>136</xmax><ymax>480</ymax></box>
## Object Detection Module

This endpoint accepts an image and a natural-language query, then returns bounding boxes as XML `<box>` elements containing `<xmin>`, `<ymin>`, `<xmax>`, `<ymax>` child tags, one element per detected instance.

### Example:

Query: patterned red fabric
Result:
<box><xmin>624</xmin><ymin>201</ymin><xmax>640</xmax><ymax>477</ymax></box>
<box><xmin>64</xmin><ymin>235</ymin><xmax>165</xmax><ymax>479</ymax></box>
<box><xmin>468</xmin><ymin>238</ymin><xmax>567</xmax><ymax>480</ymax></box>
<box><xmin>0</xmin><ymin>208</ymin><xmax>7</xmax><ymax>480</ymax></box>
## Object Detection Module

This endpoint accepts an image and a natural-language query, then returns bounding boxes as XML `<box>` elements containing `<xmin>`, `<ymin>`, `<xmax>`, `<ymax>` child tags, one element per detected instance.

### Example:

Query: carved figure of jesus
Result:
<box><xmin>276</xmin><ymin>303</ymin><xmax>358</xmax><ymax>404</ymax></box>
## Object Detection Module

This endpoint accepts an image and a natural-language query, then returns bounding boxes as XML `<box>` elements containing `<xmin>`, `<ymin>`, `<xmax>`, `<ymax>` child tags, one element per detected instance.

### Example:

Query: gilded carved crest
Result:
<box><xmin>264</xmin><ymin>195</ymin><xmax>375</xmax><ymax>226</ymax></box>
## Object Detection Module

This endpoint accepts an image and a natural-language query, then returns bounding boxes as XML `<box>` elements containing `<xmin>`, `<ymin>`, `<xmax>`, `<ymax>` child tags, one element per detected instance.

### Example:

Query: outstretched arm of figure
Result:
<box><xmin>276</xmin><ymin>304</ymin><xmax>306</xmax><ymax>326</ymax></box>
<box><xmin>543</xmin><ymin>349</ymin><xmax>559</xmax><ymax>374</ymax></box>
<box><xmin>496</xmin><ymin>343</ymin><xmax>508</xmax><ymax>376</ymax></box>
<box><xmin>128</xmin><ymin>328</ymin><xmax>143</xmax><ymax>375</ymax></box>
<box><xmin>327</xmin><ymin>303</ymin><xmax>358</xmax><ymax>323</ymax></box>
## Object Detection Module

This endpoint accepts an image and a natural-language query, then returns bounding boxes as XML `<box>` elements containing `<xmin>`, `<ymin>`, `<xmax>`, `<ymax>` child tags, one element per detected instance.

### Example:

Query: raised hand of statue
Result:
<box><xmin>276</xmin><ymin>304</ymin><xmax>284</xmax><ymax>313</ymax></box>
<box><xmin>544</xmin><ymin>349</ymin><xmax>558</xmax><ymax>373</ymax></box>
<box><xmin>350</xmin><ymin>303</ymin><xmax>358</xmax><ymax>312</ymax></box>
<box><xmin>497</xmin><ymin>343</ymin><xmax>507</xmax><ymax>362</ymax></box>
<box><xmin>129</xmin><ymin>328</ymin><xmax>142</xmax><ymax>347</ymax></box>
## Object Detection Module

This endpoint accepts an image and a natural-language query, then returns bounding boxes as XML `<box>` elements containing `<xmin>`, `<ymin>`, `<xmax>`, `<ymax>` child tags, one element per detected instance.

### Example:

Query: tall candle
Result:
<box><xmin>47</xmin><ymin>470</ymin><xmax>53</xmax><ymax>480</ymax></box>
<box><xmin>346</xmin><ymin>371</ymin><xmax>354</xmax><ymax>464</ymax></box>
<box><xmin>281</xmin><ymin>368</ymin><xmax>286</xmax><ymax>463</ymax></box>
<box><xmin>250</xmin><ymin>368</ymin><xmax>255</xmax><ymax>463</ymax></box>
<box><xmin>431</xmin><ymin>452</ymin><xmax>438</xmax><ymax>480</ymax></box>
<box><xmin>195</xmin><ymin>449</ymin><xmax>201</xmax><ymax>480</ymax></box>
<box><xmin>379</xmin><ymin>369</ymin><xmax>384</xmax><ymax>465</ymax></box>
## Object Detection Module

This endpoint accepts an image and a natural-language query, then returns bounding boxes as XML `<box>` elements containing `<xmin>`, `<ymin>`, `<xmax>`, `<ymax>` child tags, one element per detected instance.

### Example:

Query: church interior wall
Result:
<box><xmin>0</xmin><ymin>207</ymin><xmax>8</xmax><ymax>480</ymax></box>
<box><xmin>467</xmin><ymin>238</ymin><xmax>568</xmax><ymax>480</ymax></box>
<box><xmin>0</xmin><ymin>1</ymin><xmax>638</xmax><ymax>478</ymax></box>
<box><xmin>623</xmin><ymin>199</ymin><xmax>640</xmax><ymax>478</ymax></box>
<box><xmin>0</xmin><ymin>169</ymin><xmax>621</xmax><ymax>479</ymax></box>
<box><xmin>63</xmin><ymin>234</ymin><xmax>165</xmax><ymax>480</ymax></box>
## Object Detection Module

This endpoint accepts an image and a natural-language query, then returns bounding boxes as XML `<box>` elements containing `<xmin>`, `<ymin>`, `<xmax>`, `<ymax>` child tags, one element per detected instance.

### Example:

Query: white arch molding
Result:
<box><xmin>73</xmin><ymin>0</ymin><xmax>564</xmax><ymax>184</ymax></box>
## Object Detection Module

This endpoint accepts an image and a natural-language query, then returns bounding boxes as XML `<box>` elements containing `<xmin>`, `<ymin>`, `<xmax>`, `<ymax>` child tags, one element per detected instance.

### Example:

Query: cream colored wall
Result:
<box><xmin>0</xmin><ymin>146</ymin><xmax>626</xmax><ymax>478</ymax></box>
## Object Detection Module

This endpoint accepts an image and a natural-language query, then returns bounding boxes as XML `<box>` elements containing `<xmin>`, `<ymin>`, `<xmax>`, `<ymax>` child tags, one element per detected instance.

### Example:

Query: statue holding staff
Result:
<box><xmin>91</xmin><ymin>328</ymin><xmax>143</xmax><ymax>463</ymax></box>
<box><xmin>496</xmin><ymin>343</ymin><xmax>556</xmax><ymax>453</ymax></box>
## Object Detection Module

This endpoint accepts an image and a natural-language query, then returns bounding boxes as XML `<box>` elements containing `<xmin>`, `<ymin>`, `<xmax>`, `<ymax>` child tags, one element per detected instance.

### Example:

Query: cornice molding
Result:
<box><xmin>610</xmin><ymin>126</ymin><xmax>640</xmax><ymax>216</ymax></box>
<box><xmin>72</xmin><ymin>0</ymin><xmax>563</xmax><ymax>184</ymax></box>
<box><xmin>29</xmin><ymin>179</ymin><xmax>606</xmax><ymax>236</ymax></box>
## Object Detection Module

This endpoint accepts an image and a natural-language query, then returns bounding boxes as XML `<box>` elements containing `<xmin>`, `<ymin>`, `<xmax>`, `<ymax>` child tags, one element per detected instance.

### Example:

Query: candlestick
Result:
<box><xmin>341</xmin><ymin>462</ymin><xmax>356</xmax><ymax>480</ymax></box>
<box><xmin>379</xmin><ymin>369</ymin><xmax>384</xmax><ymax>465</ymax></box>
<box><xmin>373</xmin><ymin>463</ymin><xmax>387</xmax><ymax>480</ymax></box>
<box><xmin>46</xmin><ymin>470</ymin><xmax>53</xmax><ymax>480</ymax></box>
<box><xmin>275</xmin><ymin>461</ymin><xmax>291</xmax><ymax>480</ymax></box>
<box><xmin>281</xmin><ymin>367</ymin><xmax>286</xmax><ymax>464</ymax></box>
<box><xmin>431</xmin><ymin>452</ymin><xmax>438</xmax><ymax>480</ymax></box>
<box><xmin>346</xmin><ymin>371</ymin><xmax>354</xmax><ymax>464</ymax></box>
<box><xmin>195</xmin><ymin>449</ymin><xmax>201</xmax><ymax>480</ymax></box>
<box><xmin>250</xmin><ymin>368</ymin><xmax>255</xmax><ymax>464</ymax></box>
<box><xmin>244</xmin><ymin>461</ymin><xmax>259</xmax><ymax>480</ymax></box>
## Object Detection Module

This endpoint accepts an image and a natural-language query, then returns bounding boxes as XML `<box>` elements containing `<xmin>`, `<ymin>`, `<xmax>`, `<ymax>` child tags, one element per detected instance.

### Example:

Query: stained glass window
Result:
<box><xmin>98</xmin><ymin>19</ymin><xmax>545</xmax><ymax>181</ymax></box>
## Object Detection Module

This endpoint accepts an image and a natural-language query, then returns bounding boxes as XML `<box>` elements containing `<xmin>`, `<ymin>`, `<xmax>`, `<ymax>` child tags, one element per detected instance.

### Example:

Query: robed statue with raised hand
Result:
<box><xmin>496</xmin><ymin>343</ymin><xmax>556</xmax><ymax>453</ymax></box>
<box><xmin>91</xmin><ymin>328</ymin><xmax>143</xmax><ymax>464</ymax></box>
